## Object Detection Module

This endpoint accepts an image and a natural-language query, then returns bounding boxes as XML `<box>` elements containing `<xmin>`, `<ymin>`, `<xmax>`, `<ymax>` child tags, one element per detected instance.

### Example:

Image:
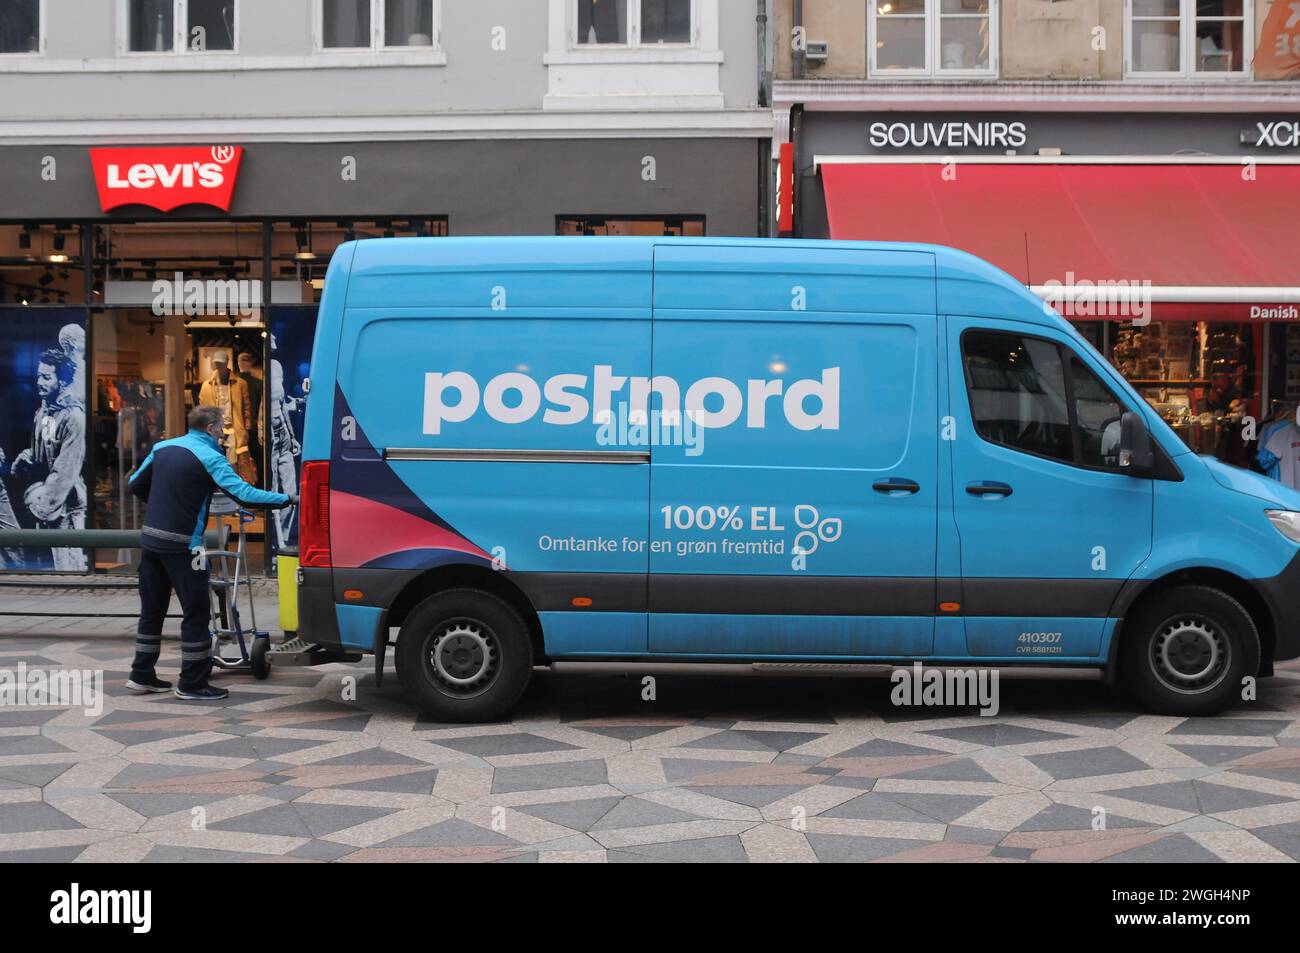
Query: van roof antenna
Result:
<box><xmin>1023</xmin><ymin>232</ymin><xmax>1032</xmax><ymax>289</ymax></box>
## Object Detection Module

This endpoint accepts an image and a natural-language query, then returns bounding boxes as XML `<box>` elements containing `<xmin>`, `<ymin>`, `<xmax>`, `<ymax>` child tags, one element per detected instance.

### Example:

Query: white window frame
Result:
<box><xmin>118</xmin><ymin>0</ymin><xmax>241</xmax><ymax>56</ymax></box>
<box><xmin>1124</xmin><ymin>0</ymin><xmax>1255</xmax><ymax>80</ymax></box>
<box><xmin>568</xmin><ymin>0</ymin><xmax>698</xmax><ymax>50</ymax></box>
<box><xmin>0</xmin><ymin>0</ymin><xmax>45</xmax><ymax>57</ymax></box>
<box><xmin>313</xmin><ymin>0</ymin><xmax>442</xmax><ymax>53</ymax></box>
<box><xmin>868</xmin><ymin>0</ymin><xmax>999</xmax><ymax>79</ymax></box>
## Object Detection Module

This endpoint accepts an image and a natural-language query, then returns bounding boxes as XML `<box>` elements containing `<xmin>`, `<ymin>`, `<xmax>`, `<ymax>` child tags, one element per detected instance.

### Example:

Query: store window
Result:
<box><xmin>1112</xmin><ymin>319</ymin><xmax>1260</xmax><ymax>466</ymax></box>
<box><xmin>126</xmin><ymin>0</ymin><xmax>237</xmax><ymax>53</ymax></box>
<box><xmin>576</xmin><ymin>0</ymin><xmax>693</xmax><ymax>46</ymax></box>
<box><xmin>271</xmin><ymin>218</ymin><xmax>447</xmax><ymax>303</ymax></box>
<box><xmin>1127</xmin><ymin>0</ymin><xmax>1251</xmax><ymax>77</ymax></box>
<box><xmin>557</xmin><ymin>215</ymin><xmax>705</xmax><ymax>236</ymax></box>
<box><xmin>871</xmin><ymin>0</ymin><xmax>997</xmax><ymax>77</ymax></box>
<box><xmin>0</xmin><ymin>224</ymin><xmax>86</xmax><ymax>307</ymax></box>
<box><xmin>320</xmin><ymin>0</ymin><xmax>439</xmax><ymax>50</ymax></box>
<box><xmin>0</xmin><ymin>0</ymin><xmax>41</xmax><ymax>54</ymax></box>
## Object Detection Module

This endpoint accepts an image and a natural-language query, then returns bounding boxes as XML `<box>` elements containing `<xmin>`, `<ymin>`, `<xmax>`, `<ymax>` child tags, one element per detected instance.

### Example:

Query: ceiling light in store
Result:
<box><xmin>294</xmin><ymin>250</ymin><xmax>317</xmax><ymax>261</ymax></box>
<box><xmin>47</xmin><ymin>254</ymin><xmax>68</xmax><ymax>264</ymax></box>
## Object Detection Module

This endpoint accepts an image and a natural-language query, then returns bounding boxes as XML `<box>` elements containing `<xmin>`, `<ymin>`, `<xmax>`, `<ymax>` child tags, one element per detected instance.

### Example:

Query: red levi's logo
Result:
<box><xmin>89</xmin><ymin>145</ymin><xmax>243</xmax><ymax>212</ymax></box>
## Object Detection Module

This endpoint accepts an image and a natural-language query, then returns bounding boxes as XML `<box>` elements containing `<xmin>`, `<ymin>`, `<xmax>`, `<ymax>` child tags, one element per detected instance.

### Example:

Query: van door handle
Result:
<box><xmin>873</xmin><ymin>478</ymin><xmax>921</xmax><ymax>495</ymax></box>
<box><xmin>966</xmin><ymin>481</ymin><xmax>1013</xmax><ymax>498</ymax></box>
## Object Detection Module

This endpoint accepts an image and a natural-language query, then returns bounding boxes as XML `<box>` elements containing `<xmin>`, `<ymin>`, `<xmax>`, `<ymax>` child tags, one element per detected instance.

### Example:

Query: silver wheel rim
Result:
<box><xmin>1150</xmin><ymin>617</ymin><xmax>1228</xmax><ymax>695</ymax></box>
<box><xmin>429</xmin><ymin>621</ymin><xmax>498</xmax><ymax>697</ymax></box>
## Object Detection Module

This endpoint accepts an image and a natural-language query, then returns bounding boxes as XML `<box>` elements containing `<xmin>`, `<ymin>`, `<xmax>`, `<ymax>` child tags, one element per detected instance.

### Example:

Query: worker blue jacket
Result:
<box><xmin>129</xmin><ymin>429</ymin><xmax>290</xmax><ymax>553</ymax></box>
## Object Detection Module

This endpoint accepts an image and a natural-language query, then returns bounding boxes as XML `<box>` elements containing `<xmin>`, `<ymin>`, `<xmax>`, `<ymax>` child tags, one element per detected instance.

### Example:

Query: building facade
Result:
<box><xmin>0</xmin><ymin>0</ymin><xmax>773</xmax><ymax>572</ymax></box>
<box><xmin>773</xmin><ymin>0</ymin><xmax>1300</xmax><ymax>488</ymax></box>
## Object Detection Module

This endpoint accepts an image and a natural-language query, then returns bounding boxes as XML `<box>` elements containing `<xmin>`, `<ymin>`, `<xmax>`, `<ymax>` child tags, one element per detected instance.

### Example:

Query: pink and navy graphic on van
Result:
<box><xmin>329</xmin><ymin>387</ymin><xmax>493</xmax><ymax>571</ymax></box>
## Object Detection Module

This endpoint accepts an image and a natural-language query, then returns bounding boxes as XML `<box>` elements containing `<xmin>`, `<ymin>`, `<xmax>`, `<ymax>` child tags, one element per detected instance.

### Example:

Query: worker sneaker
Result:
<box><xmin>125</xmin><ymin>676</ymin><xmax>173</xmax><ymax>694</ymax></box>
<box><xmin>174</xmin><ymin>683</ymin><xmax>229</xmax><ymax>701</ymax></box>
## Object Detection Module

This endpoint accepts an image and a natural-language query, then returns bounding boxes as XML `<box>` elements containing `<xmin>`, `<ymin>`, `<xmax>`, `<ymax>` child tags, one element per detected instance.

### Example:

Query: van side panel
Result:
<box><xmin>646</xmin><ymin>245</ymin><xmax>940</xmax><ymax>658</ymax></box>
<box><xmin>327</xmin><ymin>239</ymin><xmax>654</xmax><ymax>654</ymax></box>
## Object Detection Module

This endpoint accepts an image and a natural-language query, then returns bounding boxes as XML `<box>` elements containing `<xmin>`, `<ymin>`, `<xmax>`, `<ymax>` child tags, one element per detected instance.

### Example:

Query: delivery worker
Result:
<box><xmin>126</xmin><ymin>405</ymin><xmax>295</xmax><ymax>700</ymax></box>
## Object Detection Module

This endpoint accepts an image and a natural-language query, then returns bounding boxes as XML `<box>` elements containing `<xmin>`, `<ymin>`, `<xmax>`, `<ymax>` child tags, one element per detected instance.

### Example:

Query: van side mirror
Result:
<box><xmin>1118</xmin><ymin>411</ymin><xmax>1155</xmax><ymax>476</ymax></box>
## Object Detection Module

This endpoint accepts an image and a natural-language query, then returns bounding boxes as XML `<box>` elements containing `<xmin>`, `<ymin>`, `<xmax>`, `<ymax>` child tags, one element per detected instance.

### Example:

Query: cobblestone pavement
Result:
<box><xmin>1</xmin><ymin>628</ymin><xmax>1298</xmax><ymax>863</ymax></box>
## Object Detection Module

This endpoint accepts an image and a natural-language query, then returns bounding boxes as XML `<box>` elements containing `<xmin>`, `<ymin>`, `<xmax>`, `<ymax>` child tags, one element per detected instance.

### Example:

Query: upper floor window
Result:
<box><xmin>0</xmin><ymin>0</ymin><xmax>41</xmax><ymax>54</ymax></box>
<box><xmin>575</xmin><ymin>0</ymin><xmax>694</xmax><ymax>47</ymax></box>
<box><xmin>127</xmin><ymin>0</ymin><xmax>236</xmax><ymax>53</ymax></box>
<box><xmin>1127</xmin><ymin>0</ymin><xmax>1252</xmax><ymax>77</ymax></box>
<box><xmin>320</xmin><ymin>0</ymin><xmax>438</xmax><ymax>50</ymax></box>
<box><xmin>870</xmin><ymin>0</ymin><xmax>997</xmax><ymax>77</ymax></box>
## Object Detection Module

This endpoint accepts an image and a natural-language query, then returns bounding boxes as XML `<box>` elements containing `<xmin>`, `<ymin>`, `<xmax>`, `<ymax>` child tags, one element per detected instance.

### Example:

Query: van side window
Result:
<box><xmin>1070</xmin><ymin>356</ymin><xmax>1126</xmax><ymax>469</ymax></box>
<box><xmin>962</xmin><ymin>331</ymin><xmax>1073</xmax><ymax>463</ymax></box>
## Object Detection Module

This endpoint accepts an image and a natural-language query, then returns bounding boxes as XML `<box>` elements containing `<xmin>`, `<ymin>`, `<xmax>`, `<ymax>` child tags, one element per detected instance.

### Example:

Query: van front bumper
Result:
<box><xmin>1255</xmin><ymin>550</ymin><xmax>1300</xmax><ymax>662</ymax></box>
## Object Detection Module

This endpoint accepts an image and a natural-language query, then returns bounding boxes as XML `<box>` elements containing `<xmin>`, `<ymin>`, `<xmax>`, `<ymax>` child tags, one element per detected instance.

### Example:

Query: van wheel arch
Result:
<box><xmin>1115</xmin><ymin>568</ymin><xmax>1274</xmax><ymax>675</ymax></box>
<box><xmin>386</xmin><ymin>564</ymin><xmax>546</xmax><ymax>662</ymax></box>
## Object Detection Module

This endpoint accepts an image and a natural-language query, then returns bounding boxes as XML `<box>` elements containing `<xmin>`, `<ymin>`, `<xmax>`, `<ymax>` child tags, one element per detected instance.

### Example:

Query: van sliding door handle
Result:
<box><xmin>966</xmin><ymin>481</ymin><xmax>1013</xmax><ymax>498</ymax></box>
<box><xmin>873</xmin><ymin>478</ymin><xmax>921</xmax><ymax>495</ymax></box>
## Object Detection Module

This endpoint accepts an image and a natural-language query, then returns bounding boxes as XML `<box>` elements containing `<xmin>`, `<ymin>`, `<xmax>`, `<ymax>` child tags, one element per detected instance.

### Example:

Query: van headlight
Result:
<box><xmin>1266</xmin><ymin>510</ymin><xmax>1300</xmax><ymax>543</ymax></box>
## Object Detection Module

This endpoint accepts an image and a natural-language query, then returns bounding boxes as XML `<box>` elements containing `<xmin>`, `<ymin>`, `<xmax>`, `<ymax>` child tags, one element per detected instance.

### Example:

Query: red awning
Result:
<box><xmin>820</xmin><ymin>161</ymin><xmax>1300</xmax><ymax>291</ymax></box>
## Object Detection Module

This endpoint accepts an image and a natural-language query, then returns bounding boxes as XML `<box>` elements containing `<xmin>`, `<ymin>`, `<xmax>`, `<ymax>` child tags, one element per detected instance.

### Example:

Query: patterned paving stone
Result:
<box><xmin>1167</xmin><ymin>718</ymin><xmax>1288</xmax><ymax>737</ymax></box>
<box><xmin>1014</xmin><ymin>803</ymin><xmax>1148</xmax><ymax>832</ymax></box>
<box><xmin>0</xmin><ymin>801</ymin><xmax>82</xmax><ymax>833</ymax></box>
<box><xmin>438</xmin><ymin>733</ymin><xmax>581</xmax><ymax>757</ymax></box>
<box><xmin>590</xmin><ymin>797</ymin><xmax>701</xmax><ymax>831</ymax></box>
<box><xmin>805</xmin><ymin>834</ymin><xmax>934</xmax><ymax>863</ymax></box>
<box><xmin>491</xmin><ymin>760</ymin><xmax>610</xmax><ymax>794</ymax></box>
<box><xmin>1029</xmin><ymin>746</ymin><xmax>1150</xmax><ymax>781</ymax></box>
<box><xmin>924</xmin><ymin>724</ymin><xmax>1073</xmax><ymax>747</ymax></box>
<box><xmin>609</xmin><ymin>834</ymin><xmax>748</xmax><ymax>863</ymax></box>
<box><xmin>1106</xmin><ymin>781</ymin><xmax>1203</xmax><ymax>812</ymax></box>
<box><xmin>516</xmin><ymin>797</ymin><xmax>623</xmax><ymax>831</ymax></box>
<box><xmin>1098</xmin><ymin>833</ymin><xmax>1225</xmax><ymax>863</ymax></box>
<box><xmin>379</xmin><ymin>819</ymin><xmax>521</xmax><ymax>848</ymax></box>
<box><xmin>1251</xmin><ymin>820</ymin><xmax>1300</xmax><ymax>861</ymax></box>
<box><xmin>1</xmin><ymin>634</ymin><xmax>1298</xmax><ymax>862</ymax></box>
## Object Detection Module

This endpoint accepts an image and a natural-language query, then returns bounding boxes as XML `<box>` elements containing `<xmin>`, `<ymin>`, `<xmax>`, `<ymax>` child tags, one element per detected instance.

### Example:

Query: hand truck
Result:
<box><xmin>207</xmin><ymin>492</ymin><xmax>273</xmax><ymax>679</ymax></box>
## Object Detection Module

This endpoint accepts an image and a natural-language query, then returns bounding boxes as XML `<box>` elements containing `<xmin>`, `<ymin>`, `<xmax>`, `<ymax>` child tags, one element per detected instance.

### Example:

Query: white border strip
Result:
<box><xmin>814</xmin><ymin>154</ymin><xmax>1300</xmax><ymax>169</ymax></box>
<box><xmin>1031</xmin><ymin>286</ymin><xmax>1300</xmax><ymax>305</ymax></box>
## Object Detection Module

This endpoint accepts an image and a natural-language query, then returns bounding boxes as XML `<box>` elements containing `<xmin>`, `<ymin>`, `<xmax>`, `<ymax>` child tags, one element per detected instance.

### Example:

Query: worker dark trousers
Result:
<box><xmin>130</xmin><ymin>549</ymin><xmax>213</xmax><ymax>691</ymax></box>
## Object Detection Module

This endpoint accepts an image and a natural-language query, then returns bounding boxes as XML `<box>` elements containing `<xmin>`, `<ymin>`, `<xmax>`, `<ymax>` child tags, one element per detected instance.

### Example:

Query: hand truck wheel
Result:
<box><xmin>250</xmin><ymin>635</ymin><xmax>271</xmax><ymax>680</ymax></box>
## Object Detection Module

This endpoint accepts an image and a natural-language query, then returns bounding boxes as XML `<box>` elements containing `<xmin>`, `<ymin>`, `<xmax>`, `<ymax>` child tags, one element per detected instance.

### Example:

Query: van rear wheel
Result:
<box><xmin>395</xmin><ymin>589</ymin><xmax>533</xmax><ymax>723</ymax></box>
<box><xmin>1119</xmin><ymin>586</ymin><xmax>1260</xmax><ymax>717</ymax></box>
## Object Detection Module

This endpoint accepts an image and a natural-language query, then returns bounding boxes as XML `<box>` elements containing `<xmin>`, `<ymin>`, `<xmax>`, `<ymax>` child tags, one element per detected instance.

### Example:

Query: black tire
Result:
<box><xmin>1119</xmin><ymin>585</ymin><xmax>1260</xmax><ymax>716</ymax></box>
<box><xmin>250</xmin><ymin>636</ymin><xmax>271</xmax><ymax>680</ymax></box>
<box><xmin>395</xmin><ymin>588</ymin><xmax>533</xmax><ymax>723</ymax></box>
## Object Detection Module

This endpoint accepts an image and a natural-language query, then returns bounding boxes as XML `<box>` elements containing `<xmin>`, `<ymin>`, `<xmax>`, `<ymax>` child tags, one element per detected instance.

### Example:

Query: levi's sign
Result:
<box><xmin>89</xmin><ymin>145</ymin><xmax>243</xmax><ymax>212</ymax></box>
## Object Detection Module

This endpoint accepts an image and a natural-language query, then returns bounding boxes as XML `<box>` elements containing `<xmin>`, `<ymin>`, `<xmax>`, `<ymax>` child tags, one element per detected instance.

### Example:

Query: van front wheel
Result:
<box><xmin>1120</xmin><ymin>586</ymin><xmax>1260</xmax><ymax>717</ymax></box>
<box><xmin>395</xmin><ymin>589</ymin><xmax>534</xmax><ymax>723</ymax></box>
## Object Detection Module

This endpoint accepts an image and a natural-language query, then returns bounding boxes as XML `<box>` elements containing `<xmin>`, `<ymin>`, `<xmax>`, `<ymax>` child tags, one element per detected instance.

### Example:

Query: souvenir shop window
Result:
<box><xmin>1113</xmin><ymin>319</ymin><xmax>1258</xmax><ymax>466</ymax></box>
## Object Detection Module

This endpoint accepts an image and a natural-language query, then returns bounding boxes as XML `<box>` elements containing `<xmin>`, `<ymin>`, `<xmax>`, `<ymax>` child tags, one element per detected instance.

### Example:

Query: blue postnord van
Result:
<box><xmin>295</xmin><ymin>236</ymin><xmax>1300</xmax><ymax>721</ymax></box>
